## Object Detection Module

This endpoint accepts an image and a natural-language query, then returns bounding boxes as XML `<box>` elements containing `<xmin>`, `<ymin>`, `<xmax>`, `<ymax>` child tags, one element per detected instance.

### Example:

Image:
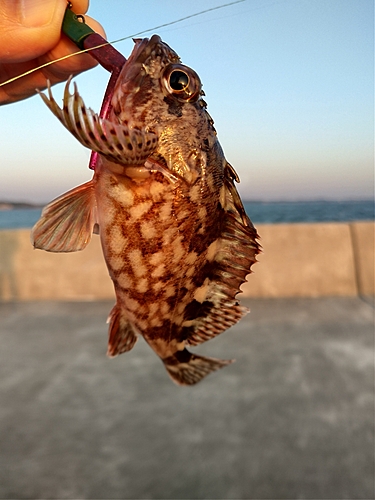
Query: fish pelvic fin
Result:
<box><xmin>31</xmin><ymin>180</ymin><xmax>97</xmax><ymax>252</ymax></box>
<box><xmin>163</xmin><ymin>349</ymin><xmax>234</xmax><ymax>386</ymax></box>
<box><xmin>107</xmin><ymin>304</ymin><xmax>138</xmax><ymax>357</ymax></box>
<box><xmin>39</xmin><ymin>78</ymin><xmax>158</xmax><ymax>166</ymax></box>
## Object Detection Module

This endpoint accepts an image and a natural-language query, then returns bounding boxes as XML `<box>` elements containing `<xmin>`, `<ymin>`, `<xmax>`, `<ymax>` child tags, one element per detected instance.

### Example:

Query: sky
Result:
<box><xmin>1</xmin><ymin>0</ymin><xmax>373</xmax><ymax>203</ymax></box>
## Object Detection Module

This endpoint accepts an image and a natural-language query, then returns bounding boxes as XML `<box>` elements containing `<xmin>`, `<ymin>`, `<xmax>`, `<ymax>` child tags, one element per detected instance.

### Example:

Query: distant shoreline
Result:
<box><xmin>0</xmin><ymin>202</ymin><xmax>44</xmax><ymax>211</ymax></box>
<box><xmin>0</xmin><ymin>199</ymin><xmax>373</xmax><ymax>211</ymax></box>
<box><xmin>0</xmin><ymin>199</ymin><xmax>373</xmax><ymax>229</ymax></box>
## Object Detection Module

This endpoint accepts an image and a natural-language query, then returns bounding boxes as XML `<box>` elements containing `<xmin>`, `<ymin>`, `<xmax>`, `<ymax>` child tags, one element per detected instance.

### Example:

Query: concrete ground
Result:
<box><xmin>0</xmin><ymin>297</ymin><xmax>373</xmax><ymax>499</ymax></box>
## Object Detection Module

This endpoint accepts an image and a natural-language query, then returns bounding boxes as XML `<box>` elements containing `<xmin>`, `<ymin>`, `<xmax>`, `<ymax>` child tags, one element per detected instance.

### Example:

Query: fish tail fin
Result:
<box><xmin>163</xmin><ymin>349</ymin><xmax>234</xmax><ymax>386</ymax></box>
<box><xmin>106</xmin><ymin>304</ymin><xmax>138</xmax><ymax>357</ymax></box>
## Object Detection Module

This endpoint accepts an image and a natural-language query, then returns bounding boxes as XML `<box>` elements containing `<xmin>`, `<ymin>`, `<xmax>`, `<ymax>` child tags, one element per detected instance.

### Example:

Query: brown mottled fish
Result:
<box><xmin>31</xmin><ymin>35</ymin><xmax>260</xmax><ymax>385</ymax></box>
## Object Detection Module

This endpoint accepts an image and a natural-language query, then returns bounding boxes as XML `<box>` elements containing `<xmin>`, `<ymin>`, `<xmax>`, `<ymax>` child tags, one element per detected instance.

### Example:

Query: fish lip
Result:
<box><xmin>121</xmin><ymin>34</ymin><xmax>179</xmax><ymax>75</ymax></box>
<box><xmin>132</xmin><ymin>35</ymin><xmax>162</xmax><ymax>64</ymax></box>
<box><xmin>132</xmin><ymin>35</ymin><xmax>179</xmax><ymax>66</ymax></box>
<box><xmin>111</xmin><ymin>35</ymin><xmax>181</xmax><ymax>112</ymax></box>
<box><xmin>112</xmin><ymin>36</ymin><xmax>165</xmax><ymax>98</ymax></box>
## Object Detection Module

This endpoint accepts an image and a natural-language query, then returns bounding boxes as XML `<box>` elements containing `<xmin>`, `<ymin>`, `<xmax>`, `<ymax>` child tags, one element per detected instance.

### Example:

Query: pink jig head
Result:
<box><xmin>62</xmin><ymin>5</ymin><xmax>127</xmax><ymax>170</ymax></box>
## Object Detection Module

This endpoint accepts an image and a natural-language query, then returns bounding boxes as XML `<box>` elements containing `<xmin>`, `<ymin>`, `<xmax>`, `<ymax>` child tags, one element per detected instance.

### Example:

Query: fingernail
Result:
<box><xmin>18</xmin><ymin>0</ymin><xmax>58</xmax><ymax>28</ymax></box>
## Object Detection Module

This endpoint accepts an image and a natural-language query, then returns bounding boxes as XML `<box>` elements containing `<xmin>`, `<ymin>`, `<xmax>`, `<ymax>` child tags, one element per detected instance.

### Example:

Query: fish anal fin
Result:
<box><xmin>163</xmin><ymin>349</ymin><xmax>234</xmax><ymax>385</ymax></box>
<box><xmin>185</xmin><ymin>302</ymin><xmax>248</xmax><ymax>347</ymax></box>
<box><xmin>107</xmin><ymin>304</ymin><xmax>138</xmax><ymax>357</ymax></box>
<box><xmin>31</xmin><ymin>180</ymin><xmax>97</xmax><ymax>252</ymax></box>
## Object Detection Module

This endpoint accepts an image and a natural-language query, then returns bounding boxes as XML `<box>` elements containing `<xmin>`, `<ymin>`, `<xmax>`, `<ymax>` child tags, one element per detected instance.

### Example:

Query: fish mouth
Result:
<box><xmin>131</xmin><ymin>35</ymin><xmax>179</xmax><ymax>66</ymax></box>
<box><xmin>112</xmin><ymin>35</ymin><xmax>180</xmax><ymax>113</ymax></box>
<box><xmin>131</xmin><ymin>35</ymin><xmax>162</xmax><ymax>65</ymax></box>
<box><xmin>115</xmin><ymin>35</ymin><xmax>180</xmax><ymax>94</ymax></box>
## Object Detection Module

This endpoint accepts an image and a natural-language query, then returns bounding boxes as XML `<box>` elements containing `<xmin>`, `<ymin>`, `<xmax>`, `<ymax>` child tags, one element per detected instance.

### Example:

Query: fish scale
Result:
<box><xmin>31</xmin><ymin>34</ymin><xmax>260</xmax><ymax>385</ymax></box>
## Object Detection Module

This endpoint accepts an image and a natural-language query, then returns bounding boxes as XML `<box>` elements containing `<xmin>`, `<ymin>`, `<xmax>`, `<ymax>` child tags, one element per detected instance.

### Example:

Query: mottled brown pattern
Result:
<box><xmin>96</xmin><ymin>168</ymin><xmax>220</xmax><ymax>338</ymax></box>
<box><xmin>32</xmin><ymin>35</ymin><xmax>261</xmax><ymax>385</ymax></box>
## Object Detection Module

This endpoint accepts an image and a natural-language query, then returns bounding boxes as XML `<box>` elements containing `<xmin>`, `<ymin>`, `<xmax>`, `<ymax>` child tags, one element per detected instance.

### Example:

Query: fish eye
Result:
<box><xmin>162</xmin><ymin>64</ymin><xmax>201</xmax><ymax>102</ymax></box>
<box><xmin>169</xmin><ymin>70</ymin><xmax>189</xmax><ymax>91</ymax></box>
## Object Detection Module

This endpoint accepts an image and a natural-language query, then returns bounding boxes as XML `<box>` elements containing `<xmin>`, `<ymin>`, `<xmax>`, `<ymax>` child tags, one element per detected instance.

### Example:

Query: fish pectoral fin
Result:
<box><xmin>31</xmin><ymin>180</ymin><xmax>97</xmax><ymax>252</ymax></box>
<box><xmin>107</xmin><ymin>305</ymin><xmax>138</xmax><ymax>357</ymax></box>
<box><xmin>224</xmin><ymin>161</ymin><xmax>250</xmax><ymax>226</ymax></box>
<box><xmin>39</xmin><ymin>78</ymin><xmax>158</xmax><ymax>166</ymax></box>
<box><xmin>163</xmin><ymin>349</ymin><xmax>234</xmax><ymax>386</ymax></box>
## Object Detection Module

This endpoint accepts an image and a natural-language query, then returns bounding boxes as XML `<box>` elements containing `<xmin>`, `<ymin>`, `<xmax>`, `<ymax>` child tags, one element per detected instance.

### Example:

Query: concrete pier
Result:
<box><xmin>0</xmin><ymin>297</ymin><xmax>373</xmax><ymax>499</ymax></box>
<box><xmin>0</xmin><ymin>222</ymin><xmax>373</xmax><ymax>498</ymax></box>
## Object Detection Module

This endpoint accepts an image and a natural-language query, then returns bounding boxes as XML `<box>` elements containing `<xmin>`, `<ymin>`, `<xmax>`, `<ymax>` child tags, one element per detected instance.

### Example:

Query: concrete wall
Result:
<box><xmin>0</xmin><ymin>222</ymin><xmax>373</xmax><ymax>301</ymax></box>
<box><xmin>242</xmin><ymin>222</ymin><xmax>374</xmax><ymax>298</ymax></box>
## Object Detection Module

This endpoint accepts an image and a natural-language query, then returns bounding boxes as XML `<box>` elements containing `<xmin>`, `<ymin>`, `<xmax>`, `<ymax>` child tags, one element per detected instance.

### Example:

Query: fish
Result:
<box><xmin>31</xmin><ymin>34</ymin><xmax>261</xmax><ymax>385</ymax></box>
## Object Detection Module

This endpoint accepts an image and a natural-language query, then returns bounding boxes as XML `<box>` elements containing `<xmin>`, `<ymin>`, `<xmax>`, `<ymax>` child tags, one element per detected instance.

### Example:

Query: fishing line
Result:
<box><xmin>0</xmin><ymin>0</ymin><xmax>247</xmax><ymax>88</ymax></box>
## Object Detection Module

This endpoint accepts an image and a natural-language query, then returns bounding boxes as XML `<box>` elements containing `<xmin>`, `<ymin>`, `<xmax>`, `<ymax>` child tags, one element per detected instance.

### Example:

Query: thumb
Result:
<box><xmin>0</xmin><ymin>0</ymin><xmax>67</xmax><ymax>62</ymax></box>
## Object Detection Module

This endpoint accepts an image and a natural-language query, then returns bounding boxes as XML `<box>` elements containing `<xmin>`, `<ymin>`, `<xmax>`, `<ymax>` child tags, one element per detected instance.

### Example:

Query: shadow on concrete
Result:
<box><xmin>0</xmin><ymin>297</ymin><xmax>373</xmax><ymax>499</ymax></box>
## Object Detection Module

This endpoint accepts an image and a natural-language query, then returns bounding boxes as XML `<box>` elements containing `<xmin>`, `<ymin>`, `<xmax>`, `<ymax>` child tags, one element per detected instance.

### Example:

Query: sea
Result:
<box><xmin>0</xmin><ymin>200</ymin><xmax>373</xmax><ymax>230</ymax></box>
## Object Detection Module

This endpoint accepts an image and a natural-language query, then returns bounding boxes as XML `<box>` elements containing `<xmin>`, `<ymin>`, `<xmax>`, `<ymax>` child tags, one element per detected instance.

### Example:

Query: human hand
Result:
<box><xmin>0</xmin><ymin>0</ymin><xmax>105</xmax><ymax>104</ymax></box>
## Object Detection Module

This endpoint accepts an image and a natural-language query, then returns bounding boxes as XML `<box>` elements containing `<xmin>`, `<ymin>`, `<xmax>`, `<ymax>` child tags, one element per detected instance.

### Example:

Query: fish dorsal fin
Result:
<box><xmin>39</xmin><ymin>78</ymin><xmax>158</xmax><ymax>166</ymax></box>
<box><xmin>107</xmin><ymin>304</ymin><xmax>138</xmax><ymax>356</ymax></box>
<box><xmin>31</xmin><ymin>180</ymin><xmax>97</xmax><ymax>252</ymax></box>
<box><xmin>182</xmin><ymin>167</ymin><xmax>261</xmax><ymax>346</ymax></box>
